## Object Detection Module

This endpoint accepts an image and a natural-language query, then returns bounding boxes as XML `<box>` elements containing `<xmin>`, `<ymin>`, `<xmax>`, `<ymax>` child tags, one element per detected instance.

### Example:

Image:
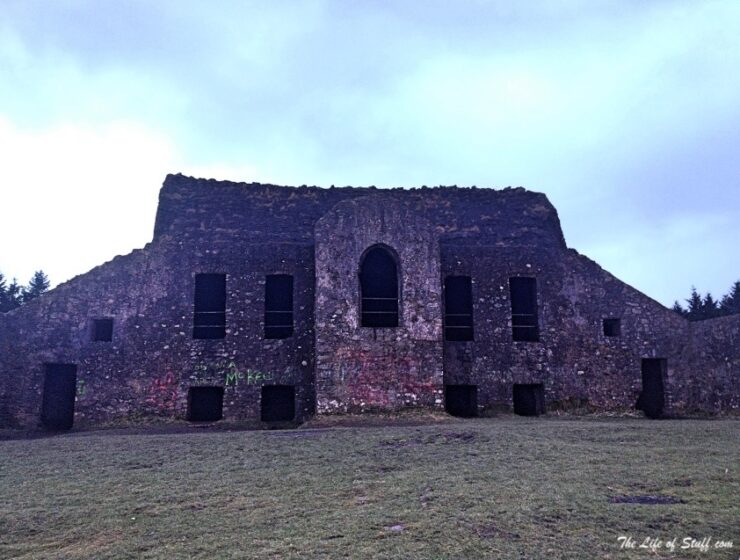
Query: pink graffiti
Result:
<box><xmin>145</xmin><ymin>371</ymin><xmax>178</xmax><ymax>411</ymax></box>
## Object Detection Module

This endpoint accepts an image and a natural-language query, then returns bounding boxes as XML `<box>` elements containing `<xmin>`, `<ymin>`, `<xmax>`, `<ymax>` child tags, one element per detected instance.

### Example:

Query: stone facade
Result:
<box><xmin>0</xmin><ymin>174</ymin><xmax>737</xmax><ymax>429</ymax></box>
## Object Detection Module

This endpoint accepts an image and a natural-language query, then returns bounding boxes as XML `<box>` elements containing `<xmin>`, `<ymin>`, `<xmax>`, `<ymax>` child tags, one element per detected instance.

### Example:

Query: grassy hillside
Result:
<box><xmin>1</xmin><ymin>417</ymin><xmax>737</xmax><ymax>559</ymax></box>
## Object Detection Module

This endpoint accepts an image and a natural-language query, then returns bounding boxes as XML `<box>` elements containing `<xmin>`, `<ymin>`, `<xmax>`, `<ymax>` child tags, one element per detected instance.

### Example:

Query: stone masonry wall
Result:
<box><xmin>685</xmin><ymin>314</ymin><xmax>740</xmax><ymax>412</ymax></box>
<box><xmin>3</xmin><ymin>236</ymin><xmax>315</xmax><ymax>428</ymax></box>
<box><xmin>442</xmin><ymin>246</ymin><xmax>697</xmax><ymax>414</ymax></box>
<box><xmin>0</xmin><ymin>175</ymin><xmax>737</xmax><ymax>429</ymax></box>
<box><xmin>315</xmin><ymin>196</ymin><xmax>444</xmax><ymax>412</ymax></box>
<box><xmin>154</xmin><ymin>175</ymin><xmax>566</xmax><ymax>249</ymax></box>
<box><xmin>0</xmin><ymin>313</ymin><xmax>13</xmax><ymax>426</ymax></box>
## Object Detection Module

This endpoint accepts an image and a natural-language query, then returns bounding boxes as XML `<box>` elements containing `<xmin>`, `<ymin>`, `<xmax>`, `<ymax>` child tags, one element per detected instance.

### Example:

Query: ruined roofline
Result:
<box><xmin>159</xmin><ymin>172</ymin><xmax>544</xmax><ymax>194</ymax></box>
<box><xmin>565</xmin><ymin>248</ymin><xmax>686</xmax><ymax>315</ymax></box>
<box><xmin>153</xmin><ymin>173</ymin><xmax>567</xmax><ymax>249</ymax></box>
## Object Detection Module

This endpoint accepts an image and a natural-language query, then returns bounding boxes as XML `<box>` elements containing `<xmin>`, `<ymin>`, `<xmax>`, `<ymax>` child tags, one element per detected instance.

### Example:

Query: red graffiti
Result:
<box><xmin>145</xmin><ymin>371</ymin><xmax>178</xmax><ymax>412</ymax></box>
<box><xmin>332</xmin><ymin>347</ymin><xmax>437</xmax><ymax>407</ymax></box>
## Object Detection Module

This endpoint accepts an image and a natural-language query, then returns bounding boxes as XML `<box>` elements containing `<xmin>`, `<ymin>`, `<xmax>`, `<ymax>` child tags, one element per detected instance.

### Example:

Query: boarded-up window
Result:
<box><xmin>265</xmin><ymin>275</ymin><xmax>294</xmax><ymax>339</ymax></box>
<box><xmin>360</xmin><ymin>246</ymin><xmax>399</xmax><ymax>328</ymax></box>
<box><xmin>444</xmin><ymin>276</ymin><xmax>474</xmax><ymax>341</ymax></box>
<box><xmin>91</xmin><ymin>318</ymin><xmax>113</xmax><ymax>342</ymax></box>
<box><xmin>510</xmin><ymin>277</ymin><xmax>539</xmax><ymax>342</ymax></box>
<box><xmin>193</xmin><ymin>273</ymin><xmax>226</xmax><ymax>339</ymax></box>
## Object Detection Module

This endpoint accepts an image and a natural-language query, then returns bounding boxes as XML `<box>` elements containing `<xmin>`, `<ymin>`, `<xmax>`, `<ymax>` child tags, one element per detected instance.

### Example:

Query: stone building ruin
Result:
<box><xmin>0</xmin><ymin>174</ymin><xmax>737</xmax><ymax>429</ymax></box>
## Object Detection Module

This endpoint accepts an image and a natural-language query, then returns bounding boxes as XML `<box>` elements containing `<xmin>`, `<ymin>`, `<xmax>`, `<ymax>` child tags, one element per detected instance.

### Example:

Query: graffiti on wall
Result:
<box><xmin>76</xmin><ymin>379</ymin><xmax>86</xmax><ymax>397</ymax></box>
<box><xmin>225</xmin><ymin>366</ymin><xmax>273</xmax><ymax>386</ymax></box>
<box><xmin>327</xmin><ymin>346</ymin><xmax>439</xmax><ymax>408</ymax></box>
<box><xmin>194</xmin><ymin>361</ymin><xmax>274</xmax><ymax>387</ymax></box>
<box><xmin>145</xmin><ymin>371</ymin><xmax>178</xmax><ymax>411</ymax></box>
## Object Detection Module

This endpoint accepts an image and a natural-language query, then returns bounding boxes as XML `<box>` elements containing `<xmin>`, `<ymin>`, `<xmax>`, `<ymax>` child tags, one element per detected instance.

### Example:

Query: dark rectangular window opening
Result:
<box><xmin>41</xmin><ymin>363</ymin><xmax>77</xmax><ymax>430</ymax></box>
<box><xmin>444</xmin><ymin>384</ymin><xmax>478</xmax><ymax>417</ymax></box>
<box><xmin>261</xmin><ymin>385</ymin><xmax>296</xmax><ymax>422</ymax></box>
<box><xmin>91</xmin><ymin>317</ymin><xmax>114</xmax><ymax>342</ymax></box>
<box><xmin>444</xmin><ymin>276</ymin><xmax>474</xmax><ymax>341</ymax></box>
<box><xmin>603</xmin><ymin>318</ymin><xmax>621</xmax><ymax>337</ymax></box>
<box><xmin>187</xmin><ymin>386</ymin><xmax>224</xmax><ymax>422</ymax></box>
<box><xmin>193</xmin><ymin>273</ymin><xmax>226</xmax><ymax>339</ymax></box>
<box><xmin>265</xmin><ymin>275</ymin><xmax>294</xmax><ymax>339</ymax></box>
<box><xmin>510</xmin><ymin>277</ymin><xmax>539</xmax><ymax>342</ymax></box>
<box><xmin>637</xmin><ymin>359</ymin><xmax>666</xmax><ymax>419</ymax></box>
<box><xmin>513</xmin><ymin>383</ymin><xmax>545</xmax><ymax>416</ymax></box>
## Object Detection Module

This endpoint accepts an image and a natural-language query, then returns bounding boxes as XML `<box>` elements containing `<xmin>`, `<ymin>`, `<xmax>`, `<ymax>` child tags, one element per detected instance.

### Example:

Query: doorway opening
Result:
<box><xmin>187</xmin><ymin>386</ymin><xmax>224</xmax><ymax>422</ymax></box>
<box><xmin>444</xmin><ymin>385</ymin><xmax>478</xmax><ymax>417</ymax></box>
<box><xmin>637</xmin><ymin>359</ymin><xmax>666</xmax><ymax>419</ymax></box>
<box><xmin>261</xmin><ymin>385</ymin><xmax>296</xmax><ymax>422</ymax></box>
<box><xmin>513</xmin><ymin>383</ymin><xmax>545</xmax><ymax>416</ymax></box>
<box><xmin>41</xmin><ymin>363</ymin><xmax>78</xmax><ymax>430</ymax></box>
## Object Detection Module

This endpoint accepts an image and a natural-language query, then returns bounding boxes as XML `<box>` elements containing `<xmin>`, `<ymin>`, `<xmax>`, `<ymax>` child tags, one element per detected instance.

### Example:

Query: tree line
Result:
<box><xmin>672</xmin><ymin>280</ymin><xmax>740</xmax><ymax>321</ymax></box>
<box><xmin>0</xmin><ymin>270</ymin><xmax>50</xmax><ymax>312</ymax></box>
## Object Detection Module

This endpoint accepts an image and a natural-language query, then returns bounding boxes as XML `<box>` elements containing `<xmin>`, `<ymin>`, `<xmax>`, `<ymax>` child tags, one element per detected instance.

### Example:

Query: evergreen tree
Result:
<box><xmin>701</xmin><ymin>293</ymin><xmax>720</xmax><ymax>319</ymax></box>
<box><xmin>676</xmin><ymin>281</ymin><xmax>740</xmax><ymax>321</ymax></box>
<box><xmin>671</xmin><ymin>300</ymin><xmax>687</xmax><ymax>316</ymax></box>
<box><xmin>685</xmin><ymin>287</ymin><xmax>703</xmax><ymax>320</ymax></box>
<box><xmin>0</xmin><ymin>277</ymin><xmax>23</xmax><ymax>312</ymax></box>
<box><xmin>720</xmin><ymin>280</ymin><xmax>740</xmax><ymax>316</ymax></box>
<box><xmin>0</xmin><ymin>273</ymin><xmax>6</xmax><ymax>310</ymax></box>
<box><xmin>22</xmin><ymin>270</ymin><xmax>50</xmax><ymax>303</ymax></box>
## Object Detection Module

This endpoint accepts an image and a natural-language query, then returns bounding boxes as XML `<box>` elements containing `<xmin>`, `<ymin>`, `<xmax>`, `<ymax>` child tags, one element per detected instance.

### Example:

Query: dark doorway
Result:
<box><xmin>360</xmin><ymin>246</ymin><xmax>399</xmax><ymax>328</ymax></box>
<box><xmin>193</xmin><ymin>273</ymin><xmax>226</xmax><ymax>339</ymax></box>
<box><xmin>445</xmin><ymin>385</ymin><xmax>478</xmax><ymax>417</ymax></box>
<box><xmin>187</xmin><ymin>386</ymin><xmax>224</xmax><ymax>421</ymax></box>
<box><xmin>265</xmin><ymin>274</ymin><xmax>294</xmax><ymax>339</ymax></box>
<box><xmin>513</xmin><ymin>383</ymin><xmax>545</xmax><ymax>416</ymax></box>
<box><xmin>444</xmin><ymin>276</ymin><xmax>474</xmax><ymax>341</ymax></box>
<box><xmin>261</xmin><ymin>385</ymin><xmax>295</xmax><ymax>422</ymax></box>
<box><xmin>509</xmin><ymin>277</ymin><xmax>539</xmax><ymax>342</ymax></box>
<box><xmin>41</xmin><ymin>363</ymin><xmax>77</xmax><ymax>430</ymax></box>
<box><xmin>637</xmin><ymin>359</ymin><xmax>665</xmax><ymax>419</ymax></box>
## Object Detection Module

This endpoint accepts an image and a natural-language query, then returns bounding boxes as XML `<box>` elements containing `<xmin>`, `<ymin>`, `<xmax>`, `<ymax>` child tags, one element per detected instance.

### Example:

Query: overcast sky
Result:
<box><xmin>1</xmin><ymin>1</ymin><xmax>738</xmax><ymax>307</ymax></box>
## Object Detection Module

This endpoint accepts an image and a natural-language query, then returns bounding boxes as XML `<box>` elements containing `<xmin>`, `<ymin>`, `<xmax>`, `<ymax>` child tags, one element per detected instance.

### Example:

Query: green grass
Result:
<box><xmin>1</xmin><ymin>417</ymin><xmax>738</xmax><ymax>559</ymax></box>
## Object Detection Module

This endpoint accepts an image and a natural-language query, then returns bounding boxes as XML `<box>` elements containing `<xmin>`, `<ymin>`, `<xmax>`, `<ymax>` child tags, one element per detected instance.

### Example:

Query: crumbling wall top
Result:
<box><xmin>153</xmin><ymin>174</ymin><xmax>566</xmax><ymax>249</ymax></box>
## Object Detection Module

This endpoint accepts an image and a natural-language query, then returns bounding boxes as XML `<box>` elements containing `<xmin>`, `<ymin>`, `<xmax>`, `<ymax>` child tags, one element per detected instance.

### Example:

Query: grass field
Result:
<box><xmin>0</xmin><ymin>416</ymin><xmax>738</xmax><ymax>559</ymax></box>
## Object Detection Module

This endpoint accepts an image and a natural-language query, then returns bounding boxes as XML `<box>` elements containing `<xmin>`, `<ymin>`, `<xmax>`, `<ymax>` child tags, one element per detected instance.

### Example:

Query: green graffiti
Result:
<box><xmin>245</xmin><ymin>369</ymin><xmax>272</xmax><ymax>384</ymax></box>
<box><xmin>225</xmin><ymin>368</ymin><xmax>240</xmax><ymax>386</ymax></box>
<box><xmin>76</xmin><ymin>379</ymin><xmax>86</xmax><ymax>396</ymax></box>
<box><xmin>195</xmin><ymin>361</ymin><xmax>274</xmax><ymax>386</ymax></box>
<box><xmin>224</xmin><ymin>364</ymin><xmax>273</xmax><ymax>386</ymax></box>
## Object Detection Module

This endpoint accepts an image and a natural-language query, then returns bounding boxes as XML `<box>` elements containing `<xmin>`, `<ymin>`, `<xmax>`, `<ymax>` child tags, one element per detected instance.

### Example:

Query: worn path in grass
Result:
<box><xmin>0</xmin><ymin>417</ymin><xmax>737</xmax><ymax>559</ymax></box>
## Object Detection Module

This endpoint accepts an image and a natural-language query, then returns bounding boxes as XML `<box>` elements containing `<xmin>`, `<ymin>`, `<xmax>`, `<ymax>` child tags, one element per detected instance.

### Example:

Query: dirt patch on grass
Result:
<box><xmin>474</xmin><ymin>523</ymin><xmax>522</xmax><ymax>540</ymax></box>
<box><xmin>265</xmin><ymin>428</ymin><xmax>330</xmax><ymax>438</ymax></box>
<box><xmin>379</xmin><ymin>430</ymin><xmax>484</xmax><ymax>448</ymax></box>
<box><xmin>48</xmin><ymin>530</ymin><xmax>125</xmax><ymax>558</ymax></box>
<box><xmin>609</xmin><ymin>495</ymin><xmax>685</xmax><ymax>505</ymax></box>
<box><xmin>304</xmin><ymin>410</ymin><xmax>455</xmax><ymax>429</ymax></box>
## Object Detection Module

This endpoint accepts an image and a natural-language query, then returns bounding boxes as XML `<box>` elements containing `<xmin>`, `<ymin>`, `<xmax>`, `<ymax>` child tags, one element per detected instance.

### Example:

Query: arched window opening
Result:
<box><xmin>360</xmin><ymin>246</ymin><xmax>399</xmax><ymax>327</ymax></box>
